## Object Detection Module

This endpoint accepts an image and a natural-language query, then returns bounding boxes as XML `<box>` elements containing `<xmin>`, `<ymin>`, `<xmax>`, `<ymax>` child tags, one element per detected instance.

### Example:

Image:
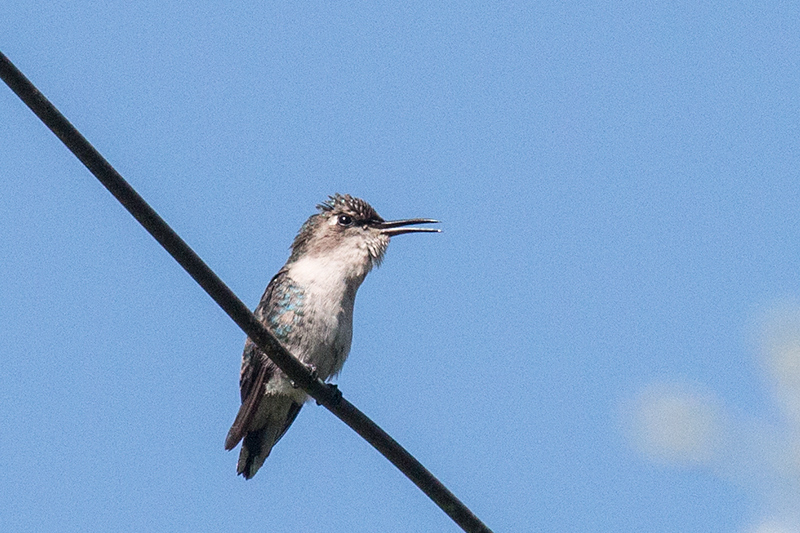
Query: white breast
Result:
<box><xmin>285</xmin><ymin>254</ymin><xmax>366</xmax><ymax>379</ymax></box>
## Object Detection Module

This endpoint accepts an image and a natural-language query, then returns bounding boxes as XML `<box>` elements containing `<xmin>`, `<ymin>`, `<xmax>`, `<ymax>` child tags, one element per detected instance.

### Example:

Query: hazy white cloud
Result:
<box><xmin>748</xmin><ymin>519</ymin><xmax>800</xmax><ymax>533</ymax></box>
<box><xmin>757</xmin><ymin>303</ymin><xmax>800</xmax><ymax>428</ymax></box>
<box><xmin>626</xmin><ymin>302</ymin><xmax>800</xmax><ymax>532</ymax></box>
<box><xmin>626</xmin><ymin>382</ymin><xmax>723</xmax><ymax>465</ymax></box>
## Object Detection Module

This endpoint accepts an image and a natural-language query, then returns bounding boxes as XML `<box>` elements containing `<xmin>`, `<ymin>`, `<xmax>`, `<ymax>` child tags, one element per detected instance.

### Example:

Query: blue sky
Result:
<box><xmin>2</xmin><ymin>2</ymin><xmax>800</xmax><ymax>532</ymax></box>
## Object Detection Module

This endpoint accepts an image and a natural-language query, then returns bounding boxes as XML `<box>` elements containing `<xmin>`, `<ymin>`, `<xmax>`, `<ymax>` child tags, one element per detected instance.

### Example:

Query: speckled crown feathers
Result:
<box><xmin>317</xmin><ymin>194</ymin><xmax>383</xmax><ymax>223</ymax></box>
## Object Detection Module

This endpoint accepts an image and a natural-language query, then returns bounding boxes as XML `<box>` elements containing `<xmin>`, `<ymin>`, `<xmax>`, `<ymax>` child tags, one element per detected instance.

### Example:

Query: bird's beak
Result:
<box><xmin>376</xmin><ymin>218</ymin><xmax>441</xmax><ymax>236</ymax></box>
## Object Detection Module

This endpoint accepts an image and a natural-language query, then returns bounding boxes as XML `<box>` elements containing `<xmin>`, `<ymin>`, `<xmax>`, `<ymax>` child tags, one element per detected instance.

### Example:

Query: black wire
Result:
<box><xmin>0</xmin><ymin>51</ymin><xmax>493</xmax><ymax>533</ymax></box>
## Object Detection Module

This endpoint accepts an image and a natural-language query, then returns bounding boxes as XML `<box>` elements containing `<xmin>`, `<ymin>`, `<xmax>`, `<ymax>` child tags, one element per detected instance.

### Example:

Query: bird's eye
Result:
<box><xmin>337</xmin><ymin>215</ymin><xmax>354</xmax><ymax>226</ymax></box>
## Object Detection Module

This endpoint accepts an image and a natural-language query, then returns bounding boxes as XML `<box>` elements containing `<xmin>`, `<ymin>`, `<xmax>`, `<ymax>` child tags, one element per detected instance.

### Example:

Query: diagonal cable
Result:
<box><xmin>0</xmin><ymin>51</ymin><xmax>493</xmax><ymax>533</ymax></box>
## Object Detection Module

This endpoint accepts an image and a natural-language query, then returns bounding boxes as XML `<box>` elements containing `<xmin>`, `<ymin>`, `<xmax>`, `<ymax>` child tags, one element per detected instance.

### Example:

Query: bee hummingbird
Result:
<box><xmin>224</xmin><ymin>194</ymin><xmax>440</xmax><ymax>478</ymax></box>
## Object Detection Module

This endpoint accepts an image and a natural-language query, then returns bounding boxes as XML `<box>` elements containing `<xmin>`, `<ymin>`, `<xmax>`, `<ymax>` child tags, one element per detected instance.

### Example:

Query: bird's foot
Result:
<box><xmin>291</xmin><ymin>361</ymin><xmax>318</xmax><ymax>388</ymax></box>
<box><xmin>317</xmin><ymin>383</ymin><xmax>342</xmax><ymax>407</ymax></box>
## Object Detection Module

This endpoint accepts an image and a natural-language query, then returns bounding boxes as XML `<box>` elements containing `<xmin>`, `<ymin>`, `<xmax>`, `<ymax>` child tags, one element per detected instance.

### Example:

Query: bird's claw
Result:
<box><xmin>291</xmin><ymin>361</ymin><xmax>318</xmax><ymax>388</ymax></box>
<box><xmin>317</xmin><ymin>383</ymin><xmax>342</xmax><ymax>406</ymax></box>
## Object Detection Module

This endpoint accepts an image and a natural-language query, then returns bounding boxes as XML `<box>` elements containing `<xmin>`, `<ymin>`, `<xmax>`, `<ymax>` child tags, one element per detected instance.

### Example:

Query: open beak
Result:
<box><xmin>376</xmin><ymin>218</ymin><xmax>441</xmax><ymax>236</ymax></box>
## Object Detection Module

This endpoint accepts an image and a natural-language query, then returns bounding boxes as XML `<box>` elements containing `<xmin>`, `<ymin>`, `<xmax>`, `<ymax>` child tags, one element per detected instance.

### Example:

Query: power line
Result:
<box><xmin>0</xmin><ymin>51</ymin><xmax>493</xmax><ymax>533</ymax></box>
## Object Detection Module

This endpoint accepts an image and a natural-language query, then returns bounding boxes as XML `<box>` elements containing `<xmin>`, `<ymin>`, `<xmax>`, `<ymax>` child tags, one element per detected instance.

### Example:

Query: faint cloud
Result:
<box><xmin>748</xmin><ymin>519</ymin><xmax>800</xmax><ymax>533</ymax></box>
<box><xmin>626</xmin><ymin>382</ymin><xmax>723</xmax><ymax>465</ymax></box>
<box><xmin>758</xmin><ymin>303</ymin><xmax>800</xmax><ymax>427</ymax></box>
<box><xmin>624</xmin><ymin>301</ymin><xmax>800</xmax><ymax>532</ymax></box>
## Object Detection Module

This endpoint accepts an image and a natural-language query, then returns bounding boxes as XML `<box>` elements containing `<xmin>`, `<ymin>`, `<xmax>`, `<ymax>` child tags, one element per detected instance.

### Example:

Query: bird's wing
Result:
<box><xmin>224</xmin><ymin>348</ymin><xmax>271</xmax><ymax>450</ymax></box>
<box><xmin>224</xmin><ymin>271</ymin><xmax>287</xmax><ymax>450</ymax></box>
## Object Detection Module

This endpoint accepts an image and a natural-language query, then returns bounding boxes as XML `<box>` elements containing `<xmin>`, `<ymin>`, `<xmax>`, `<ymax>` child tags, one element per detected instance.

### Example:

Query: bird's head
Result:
<box><xmin>288</xmin><ymin>194</ymin><xmax>439</xmax><ymax>277</ymax></box>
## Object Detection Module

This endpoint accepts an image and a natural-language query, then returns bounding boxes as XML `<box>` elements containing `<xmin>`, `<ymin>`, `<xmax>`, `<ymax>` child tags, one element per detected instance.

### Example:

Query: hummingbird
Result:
<box><xmin>224</xmin><ymin>194</ymin><xmax>440</xmax><ymax>479</ymax></box>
